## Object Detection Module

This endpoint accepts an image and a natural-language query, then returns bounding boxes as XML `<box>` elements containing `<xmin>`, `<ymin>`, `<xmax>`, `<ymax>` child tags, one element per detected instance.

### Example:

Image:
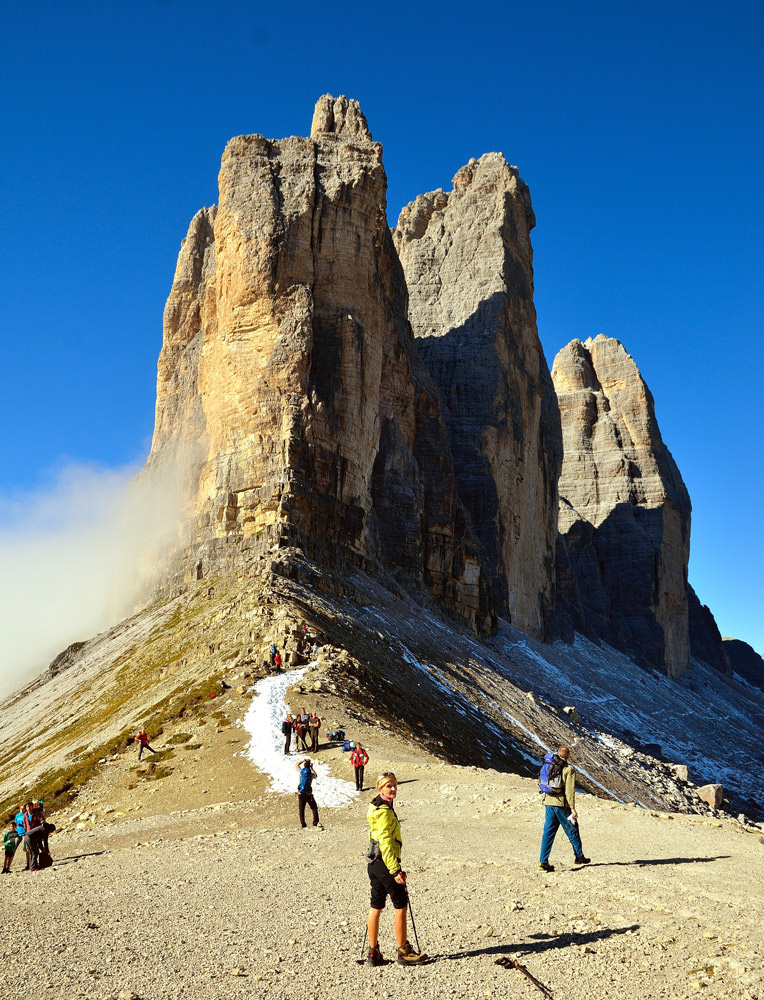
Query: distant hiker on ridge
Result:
<box><xmin>538</xmin><ymin>745</ymin><xmax>590</xmax><ymax>871</ymax></box>
<box><xmin>136</xmin><ymin>728</ymin><xmax>158</xmax><ymax>761</ymax></box>
<box><xmin>365</xmin><ymin>772</ymin><xmax>426</xmax><ymax>966</ymax></box>
<box><xmin>296</xmin><ymin>758</ymin><xmax>321</xmax><ymax>829</ymax></box>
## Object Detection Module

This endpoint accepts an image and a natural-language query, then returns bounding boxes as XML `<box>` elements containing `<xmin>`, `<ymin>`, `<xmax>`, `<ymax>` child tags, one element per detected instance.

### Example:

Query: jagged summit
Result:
<box><xmin>310</xmin><ymin>93</ymin><xmax>372</xmax><ymax>140</ymax></box>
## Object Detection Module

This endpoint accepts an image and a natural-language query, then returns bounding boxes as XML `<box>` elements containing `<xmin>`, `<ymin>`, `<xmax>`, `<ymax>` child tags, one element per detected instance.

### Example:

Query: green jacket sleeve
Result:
<box><xmin>563</xmin><ymin>765</ymin><xmax>576</xmax><ymax>811</ymax></box>
<box><xmin>376</xmin><ymin>806</ymin><xmax>401</xmax><ymax>874</ymax></box>
<box><xmin>368</xmin><ymin>802</ymin><xmax>402</xmax><ymax>875</ymax></box>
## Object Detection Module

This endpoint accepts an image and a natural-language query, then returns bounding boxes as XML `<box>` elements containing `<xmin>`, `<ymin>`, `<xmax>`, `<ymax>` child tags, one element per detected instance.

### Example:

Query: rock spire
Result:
<box><xmin>146</xmin><ymin>95</ymin><xmax>493</xmax><ymax>633</ymax></box>
<box><xmin>394</xmin><ymin>153</ymin><xmax>562</xmax><ymax>638</ymax></box>
<box><xmin>552</xmin><ymin>335</ymin><xmax>691</xmax><ymax>676</ymax></box>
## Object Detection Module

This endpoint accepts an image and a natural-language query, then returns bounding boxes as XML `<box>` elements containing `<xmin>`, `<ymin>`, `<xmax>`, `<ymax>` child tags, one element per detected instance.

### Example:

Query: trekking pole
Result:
<box><xmin>407</xmin><ymin>896</ymin><xmax>421</xmax><ymax>954</ymax></box>
<box><xmin>359</xmin><ymin>925</ymin><xmax>368</xmax><ymax>962</ymax></box>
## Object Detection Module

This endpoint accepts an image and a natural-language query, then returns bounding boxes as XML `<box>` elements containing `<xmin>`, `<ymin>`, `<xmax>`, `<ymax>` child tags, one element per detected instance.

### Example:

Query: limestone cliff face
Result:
<box><xmin>552</xmin><ymin>335</ymin><xmax>691</xmax><ymax>676</ymax></box>
<box><xmin>394</xmin><ymin>155</ymin><xmax>562</xmax><ymax>638</ymax></box>
<box><xmin>146</xmin><ymin>95</ymin><xmax>492</xmax><ymax>632</ymax></box>
<box><xmin>688</xmin><ymin>585</ymin><xmax>731</xmax><ymax>675</ymax></box>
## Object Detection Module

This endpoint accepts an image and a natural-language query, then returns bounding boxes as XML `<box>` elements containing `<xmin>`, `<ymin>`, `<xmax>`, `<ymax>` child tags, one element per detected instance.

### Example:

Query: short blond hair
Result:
<box><xmin>376</xmin><ymin>771</ymin><xmax>397</xmax><ymax>792</ymax></box>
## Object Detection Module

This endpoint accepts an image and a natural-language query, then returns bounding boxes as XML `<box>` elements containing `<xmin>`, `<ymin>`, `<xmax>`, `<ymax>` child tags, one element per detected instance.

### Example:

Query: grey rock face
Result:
<box><xmin>552</xmin><ymin>336</ymin><xmax>691</xmax><ymax>676</ymax></box>
<box><xmin>723</xmin><ymin>637</ymin><xmax>764</xmax><ymax>690</ymax></box>
<box><xmin>394</xmin><ymin>154</ymin><xmax>562</xmax><ymax>639</ymax></box>
<box><xmin>688</xmin><ymin>585</ymin><xmax>731</xmax><ymax>674</ymax></box>
<box><xmin>144</xmin><ymin>96</ymin><xmax>494</xmax><ymax>633</ymax></box>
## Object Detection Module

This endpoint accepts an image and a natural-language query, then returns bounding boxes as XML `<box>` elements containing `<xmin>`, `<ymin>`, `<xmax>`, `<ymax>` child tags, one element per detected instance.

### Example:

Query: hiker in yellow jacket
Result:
<box><xmin>365</xmin><ymin>772</ymin><xmax>426</xmax><ymax>966</ymax></box>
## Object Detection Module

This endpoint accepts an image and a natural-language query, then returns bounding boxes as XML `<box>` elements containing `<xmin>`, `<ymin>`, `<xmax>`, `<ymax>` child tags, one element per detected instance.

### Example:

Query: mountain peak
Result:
<box><xmin>310</xmin><ymin>94</ymin><xmax>372</xmax><ymax>141</ymax></box>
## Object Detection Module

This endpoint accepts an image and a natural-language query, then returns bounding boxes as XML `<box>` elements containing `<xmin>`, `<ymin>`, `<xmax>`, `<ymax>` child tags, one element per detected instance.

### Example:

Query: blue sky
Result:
<box><xmin>1</xmin><ymin>1</ymin><xmax>762</xmax><ymax>654</ymax></box>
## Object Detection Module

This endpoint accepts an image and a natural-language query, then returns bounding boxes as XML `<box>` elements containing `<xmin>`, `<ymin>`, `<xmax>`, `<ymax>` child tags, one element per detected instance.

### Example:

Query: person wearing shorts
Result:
<box><xmin>365</xmin><ymin>772</ymin><xmax>426</xmax><ymax>966</ymax></box>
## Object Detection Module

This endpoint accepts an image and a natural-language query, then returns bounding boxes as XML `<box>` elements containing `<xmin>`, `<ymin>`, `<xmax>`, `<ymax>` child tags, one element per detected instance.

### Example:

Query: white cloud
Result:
<box><xmin>0</xmin><ymin>459</ymin><xmax>185</xmax><ymax>697</ymax></box>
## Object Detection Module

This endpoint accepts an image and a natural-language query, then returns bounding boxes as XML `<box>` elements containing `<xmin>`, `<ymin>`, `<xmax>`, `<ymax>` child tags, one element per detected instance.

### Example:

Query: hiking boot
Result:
<box><xmin>397</xmin><ymin>941</ymin><xmax>427</xmax><ymax>965</ymax></box>
<box><xmin>574</xmin><ymin>856</ymin><xmax>591</xmax><ymax>865</ymax></box>
<box><xmin>366</xmin><ymin>943</ymin><xmax>384</xmax><ymax>967</ymax></box>
<box><xmin>538</xmin><ymin>861</ymin><xmax>555</xmax><ymax>872</ymax></box>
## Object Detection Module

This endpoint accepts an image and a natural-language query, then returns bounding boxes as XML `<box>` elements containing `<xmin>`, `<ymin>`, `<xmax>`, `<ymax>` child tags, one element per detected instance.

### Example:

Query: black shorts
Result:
<box><xmin>368</xmin><ymin>856</ymin><xmax>408</xmax><ymax>910</ymax></box>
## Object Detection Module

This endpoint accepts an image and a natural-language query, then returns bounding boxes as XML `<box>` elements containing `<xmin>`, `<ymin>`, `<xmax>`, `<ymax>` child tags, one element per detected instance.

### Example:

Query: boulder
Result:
<box><xmin>697</xmin><ymin>784</ymin><xmax>724</xmax><ymax>809</ymax></box>
<box><xmin>562</xmin><ymin>706</ymin><xmax>580</xmax><ymax>722</ymax></box>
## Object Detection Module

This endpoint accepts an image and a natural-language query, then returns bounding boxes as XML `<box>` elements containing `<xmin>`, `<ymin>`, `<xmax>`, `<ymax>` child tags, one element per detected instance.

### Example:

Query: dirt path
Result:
<box><xmin>1</xmin><ymin>685</ymin><xmax>761</xmax><ymax>1000</ymax></box>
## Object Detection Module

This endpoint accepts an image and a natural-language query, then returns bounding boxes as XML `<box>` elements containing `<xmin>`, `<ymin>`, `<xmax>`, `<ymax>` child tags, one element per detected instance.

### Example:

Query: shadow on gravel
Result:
<box><xmin>439</xmin><ymin>924</ymin><xmax>639</xmax><ymax>961</ymax></box>
<box><xmin>53</xmin><ymin>851</ymin><xmax>106</xmax><ymax>866</ymax></box>
<box><xmin>582</xmin><ymin>856</ymin><xmax>731</xmax><ymax>868</ymax></box>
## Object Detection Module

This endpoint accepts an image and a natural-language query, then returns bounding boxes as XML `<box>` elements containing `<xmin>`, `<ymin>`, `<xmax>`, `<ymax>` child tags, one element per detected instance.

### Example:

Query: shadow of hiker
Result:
<box><xmin>583</xmin><ymin>856</ymin><xmax>731</xmax><ymax>868</ymax></box>
<box><xmin>438</xmin><ymin>924</ymin><xmax>640</xmax><ymax>961</ymax></box>
<box><xmin>53</xmin><ymin>851</ymin><xmax>106</xmax><ymax>866</ymax></box>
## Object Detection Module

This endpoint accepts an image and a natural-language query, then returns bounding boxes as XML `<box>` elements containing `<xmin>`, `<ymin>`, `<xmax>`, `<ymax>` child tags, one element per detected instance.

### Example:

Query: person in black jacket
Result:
<box><xmin>282</xmin><ymin>714</ymin><xmax>294</xmax><ymax>754</ymax></box>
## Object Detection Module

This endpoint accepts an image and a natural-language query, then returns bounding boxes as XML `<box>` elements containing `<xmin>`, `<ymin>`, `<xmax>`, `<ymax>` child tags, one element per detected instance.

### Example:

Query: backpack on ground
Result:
<box><xmin>539</xmin><ymin>752</ymin><xmax>565</xmax><ymax>794</ymax></box>
<box><xmin>37</xmin><ymin>849</ymin><xmax>53</xmax><ymax>870</ymax></box>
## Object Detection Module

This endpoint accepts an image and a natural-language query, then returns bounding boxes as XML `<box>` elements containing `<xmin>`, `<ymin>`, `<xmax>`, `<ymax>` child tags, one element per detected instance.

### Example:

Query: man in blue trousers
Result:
<box><xmin>539</xmin><ymin>745</ymin><xmax>591</xmax><ymax>871</ymax></box>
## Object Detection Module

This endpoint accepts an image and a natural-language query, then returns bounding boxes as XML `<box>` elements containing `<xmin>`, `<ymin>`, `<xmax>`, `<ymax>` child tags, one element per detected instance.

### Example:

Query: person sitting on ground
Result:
<box><xmin>22</xmin><ymin>800</ymin><xmax>46</xmax><ymax>871</ymax></box>
<box><xmin>538</xmin><ymin>744</ymin><xmax>590</xmax><ymax>871</ymax></box>
<box><xmin>366</xmin><ymin>772</ymin><xmax>426</xmax><ymax>966</ymax></box>
<box><xmin>282</xmin><ymin>713</ymin><xmax>294</xmax><ymax>755</ymax></box>
<box><xmin>308</xmin><ymin>712</ymin><xmax>321</xmax><ymax>752</ymax></box>
<box><xmin>136</xmin><ymin>728</ymin><xmax>158</xmax><ymax>761</ymax></box>
<box><xmin>2</xmin><ymin>820</ymin><xmax>20</xmax><ymax>874</ymax></box>
<box><xmin>350</xmin><ymin>742</ymin><xmax>369</xmax><ymax>791</ymax></box>
<box><xmin>296</xmin><ymin>758</ymin><xmax>320</xmax><ymax>828</ymax></box>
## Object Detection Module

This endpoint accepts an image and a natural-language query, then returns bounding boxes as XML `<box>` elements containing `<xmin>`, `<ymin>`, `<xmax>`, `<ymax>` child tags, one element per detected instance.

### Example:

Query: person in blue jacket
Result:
<box><xmin>296</xmin><ymin>758</ymin><xmax>321</xmax><ymax>828</ymax></box>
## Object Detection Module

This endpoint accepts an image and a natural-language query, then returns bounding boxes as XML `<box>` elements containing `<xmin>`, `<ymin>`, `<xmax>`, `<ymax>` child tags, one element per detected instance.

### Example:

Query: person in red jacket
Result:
<box><xmin>136</xmin><ymin>728</ymin><xmax>158</xmax><ymax>761</ymax></box>
<box><xmin>350</xmin><ymin>742</ymin><xmax>369</xmax><ymax>791</ymax></box>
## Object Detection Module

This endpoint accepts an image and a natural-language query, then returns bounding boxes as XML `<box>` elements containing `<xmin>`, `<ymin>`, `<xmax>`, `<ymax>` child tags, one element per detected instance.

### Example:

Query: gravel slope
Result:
<box><xmin>1</xmin><ymin>688</ymin><xmax>761</xmax><ymax>1000</ymax></box>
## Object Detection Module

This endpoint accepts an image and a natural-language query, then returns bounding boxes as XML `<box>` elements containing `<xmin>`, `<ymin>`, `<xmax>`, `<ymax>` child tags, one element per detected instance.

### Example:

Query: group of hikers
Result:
<box><xmin>289</xmin><ymin>731</ymin><xmax>588</xmax><ymax>968</ymax></box>
<box><xmin>282</xmin><ymin>708</ymin><xmax>323</xmax><ymax>753</ymax></box>
<box><xmin>3</xmin><ymin>799</ymin><xmax>54</xmax><ymax>874</ymax></box>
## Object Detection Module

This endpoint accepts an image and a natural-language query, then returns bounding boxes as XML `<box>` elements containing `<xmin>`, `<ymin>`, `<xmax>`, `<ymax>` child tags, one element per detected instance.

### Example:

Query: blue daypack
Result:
<box><xmin>298</xmin><ymin>765</ymin><xmax>313</xmax><ymax>794</ymax></box>
<box><xmin>539</xmin><ymin>752</ymin><xmax>565</xmax><ymax>794</ymax></box>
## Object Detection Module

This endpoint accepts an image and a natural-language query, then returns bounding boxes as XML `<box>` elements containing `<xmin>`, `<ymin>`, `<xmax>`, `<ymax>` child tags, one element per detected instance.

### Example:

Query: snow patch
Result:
<box><xmin>243</xmin><ymin>668</ymin><xmax>357</xmax><ymax>807</ymax></box>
